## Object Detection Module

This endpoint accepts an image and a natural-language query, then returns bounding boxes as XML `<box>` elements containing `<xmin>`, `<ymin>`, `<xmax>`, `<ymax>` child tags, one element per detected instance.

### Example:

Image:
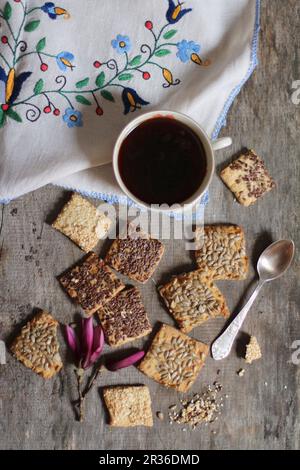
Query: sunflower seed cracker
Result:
<box><xmin>10</xmin><ymin>311</ymin><xmax>62</xmax><ymax>379</ymax></box>
<box><xmin>159</xmin><ymin>270</ymin><xmax>230</xmax><ymax>333</ymax></box>
<box><xmin>138</xmin><ymin>323</ymin><xmax>209</xmax><ymax>392</ymax></box>
<box><xmin>195</xmin><ymin>225</ymin><xmax>248</xmax><ymax>280</ymax></box>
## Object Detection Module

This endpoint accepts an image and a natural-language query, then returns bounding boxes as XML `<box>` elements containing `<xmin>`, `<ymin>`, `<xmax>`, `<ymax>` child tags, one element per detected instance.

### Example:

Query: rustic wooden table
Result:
<box><xmin>0</xmin><ymin>0</ymin><xmax>299</xmax><ymax>450</ymax></box>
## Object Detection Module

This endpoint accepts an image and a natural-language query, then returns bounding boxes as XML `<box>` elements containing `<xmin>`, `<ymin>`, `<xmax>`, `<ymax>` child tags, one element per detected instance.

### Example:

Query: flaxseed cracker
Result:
<box><xmin>52</xmin><ymin>193</ymin><xmax>111</xmax><ymax>252</ymax></box>
<box><xmin>59</xmin><ymin>252</ymin><xmax>125</xmax><ymax>316</ymax></box>
<box><xmin>10</xmin><ymin>311</ymin><xmax>62</xmax><ymax>379</ymax></box>
<box><xmin>138</xmin><ymin>323</ymin><xmax>209</xmax><ymax>392</ymax></box>
<box><xmin>159</xmin><ymin>270</ymin><xmax>230</xmax><ymax>333</ymax></box>
<box><xmin>195</xmin><ymin>225</ymin><xmax>248</xmax><ymax>280</ymax></box>
<box><xmin>98</xmin><ymin>287</ymin><xmax>152</xmax><ymax>347</ymax></box>
<box><xmin>103</xmin><ymin>385</ymin><xmax>153</xmax><ymax>427</ymax></box>
<box><xmin>105</xmin><ymin>224</ymin><xmax>164</xmax><ymax>283</ymax></box>
<box><xmin>220</xmin><ymin>149</ymin><xmax>275</xmax><ymax>207</ymax></box>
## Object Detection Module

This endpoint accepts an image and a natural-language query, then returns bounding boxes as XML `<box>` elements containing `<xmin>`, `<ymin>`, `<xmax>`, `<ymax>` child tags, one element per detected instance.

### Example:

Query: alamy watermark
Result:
<box><xmin>94</xmin><ymin>201</ymin><xmax>205</xmax><ymax>250</ymax></box>
<box><xmin>291</xmin><ymin>80</ymin><xmax>300</xmax><ymax>105</ymax></box>
<box><xmin>290</xmin><ymin>340</ymin><xmax>300</xmax><ymax>365</ymax></box>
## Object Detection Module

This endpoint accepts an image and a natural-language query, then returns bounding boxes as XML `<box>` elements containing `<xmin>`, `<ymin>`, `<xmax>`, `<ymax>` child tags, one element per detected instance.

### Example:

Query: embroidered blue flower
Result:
<box><xmin>166</xmin><ymin>1</ymin><xmax>192</xmax><ymax>24</ymax></box>
<box><xmin>56</xmin><ymin>52</ymin><xmax>75</xmax><ymax>72</ymax></box>
<box><xmin>176</xmin><ymin>40</ymin><xmax>200</xmax><ymax>63</ymax></box>
<box><xmin>121</xmin><ymin>87</ymin><xmax>149</xmax><ymax>115</ymax></box>
<box><xmin>41</xmin><ymin>3</ymin><xmax>69</xmax><ymax>19</ymax></box>
<box><xmin>63</xmin><ymin>108</ymin><xmax>83</xmax><ymax>128</ymax></box>
<box><xmin>111</xmin><ymin>35</ymin><xmax>131</xmax><ymax>54</ymax></box>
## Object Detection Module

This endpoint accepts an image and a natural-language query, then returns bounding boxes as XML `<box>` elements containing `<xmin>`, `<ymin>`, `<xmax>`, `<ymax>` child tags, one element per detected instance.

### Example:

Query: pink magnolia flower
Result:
<box><xmin>65</xmin><ymin>317</ymin><xmax>104</xmax><ymax>369</ymax></box>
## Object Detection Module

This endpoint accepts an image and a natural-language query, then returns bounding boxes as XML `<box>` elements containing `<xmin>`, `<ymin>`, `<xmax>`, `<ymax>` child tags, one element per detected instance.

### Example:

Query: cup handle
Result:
<box><xmin>211</xmin><ymin>137</ymin><xmax>232</xmax><ymax>151</ymax></box>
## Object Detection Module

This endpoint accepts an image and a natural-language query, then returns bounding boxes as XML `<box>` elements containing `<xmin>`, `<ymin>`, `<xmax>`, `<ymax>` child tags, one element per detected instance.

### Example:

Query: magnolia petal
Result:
<box><xmin>65</xmin><ymin>325</ymin><xmax>79</xmax><ymax>355</ymax></box>
<box><xmin>82</xmin><ymin>317</ymin><xmax>94</xmax><ymax>369</ymax></box>
<box><xmin>89</xmin><ymin>327</ymin><xmax>104</xmax><ymax>365</ymax></box>
<box><xmin>106</xmin><ymin>350</ymin><xmax>145</xmax><ymax>371</ymax></box>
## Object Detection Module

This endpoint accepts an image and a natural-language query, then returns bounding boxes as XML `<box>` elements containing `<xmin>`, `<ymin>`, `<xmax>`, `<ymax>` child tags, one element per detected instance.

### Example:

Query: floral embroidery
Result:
<box><xmin>111</xmin><ymin>35</ymin><xmax>132</xmax><ymax>55</ymax></box>
<box><xmin>56</xmin><ymin>51</ymin><xmax>75</xmax><ymax>71</ymax></box>
<box><xmin>0</xmin><ymin>0</ymin><xmax>210</xmax><ymax>128</ymax></box>
<box><xmin>122</xmin><ymin>87</ymin><xmax>149</xmax><ymax>115</ymax></box>
<box><xmin>166</xmin><ymin>0</ymin><xmax>192</xmax><ymax>24</ymax></box>
<box><xmin>177</xmin><ymin>40</ymin><xmax>200</xmax><ymax>63</ymax></box>
<box><xmin>63</xmin><ymin>107</ymin><xmax>83</xmax><ymax>128</ymax></box>
<box><xmin>41</xmin><ymin>2</ymin><xmax>69</xmax><ymax>20</ymax></box>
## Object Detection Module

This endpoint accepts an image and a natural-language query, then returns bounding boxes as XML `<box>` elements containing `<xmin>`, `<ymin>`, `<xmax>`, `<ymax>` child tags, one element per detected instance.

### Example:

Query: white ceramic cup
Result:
<box><xmin>113</xmin><ymin>110</ymin><xmax>232</xmax><ymax>212</ymax></box>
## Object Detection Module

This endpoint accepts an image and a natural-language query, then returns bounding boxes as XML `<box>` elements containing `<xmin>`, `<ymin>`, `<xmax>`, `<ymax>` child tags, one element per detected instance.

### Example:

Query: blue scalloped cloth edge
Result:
<box><xmin>0</xmin><ymin>0</ymin><xmax>260</xmax><ymax>212</ymax></box>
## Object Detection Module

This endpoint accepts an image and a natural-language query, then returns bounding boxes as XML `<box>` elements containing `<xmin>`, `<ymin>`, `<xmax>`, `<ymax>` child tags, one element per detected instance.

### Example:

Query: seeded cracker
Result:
<box><xmin>245</xmin><ymin>336</ymin><xmax>262</xmax><ymax>364</ymax></box>
<box><xmin>138</xmin><ymin>323</ymin><xmax>209</xmax><ymax>392</ymax></box>
<box><xmin>52</xmin><ymin>193</ymin><xmax>111</xmax><ymax>252</ymax></box>
<box><xmin>10</xmin><ymin>311</ymin><xmax>62</xmax><ymax>379</ymax></box>
<box><xmin>195</xmin><ymin>225</ymin><xmax>248</xmax><ymax>280</ymax></box>
<box><xmin>98</xmin><ymin>287</ymin><xmax>152</xmax><ymax>346</ymax></box>
<box><xmin>103</xmin><ymin>385</ymin><xmax>153</xmax><ymax>427</ymax></box>
<box><xmin>105</xmin><ymin>224</ymin><xmax>164</xmax><ymax>283</ymax></box>
<box><xmin>220</xmin><ymin>149</ymin><xmax>275</xmax><ymax>206</ymax></box>
<box><xmin>59</xmin><ymin>252</ymin><xmax>125</xmax><ymax>316</ymax></box>
<box><xmin>159</xmin><ymin>270</ymin><xmax>230</xmax><ymax>333</ymax></box>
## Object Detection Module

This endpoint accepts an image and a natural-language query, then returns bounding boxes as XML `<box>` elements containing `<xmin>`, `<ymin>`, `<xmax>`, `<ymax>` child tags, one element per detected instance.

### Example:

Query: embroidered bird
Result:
<box><xmin>166</xmin><ymin>0</ymin><xmax>192</xmax><ymax>24</ymax></box>
<box><xmin>0</xmin><ymin>66</ymin><xmax>32</xmax><ymax>110</ymax></box>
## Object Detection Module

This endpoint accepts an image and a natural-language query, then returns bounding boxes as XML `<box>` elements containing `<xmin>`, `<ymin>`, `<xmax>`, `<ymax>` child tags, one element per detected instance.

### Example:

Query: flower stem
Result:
<box><xmin>75</xmin><ymin>368</ymin><xmax>85</xmax><ymax>422</ymax></box>
<box><xmin>74</xmin><ymin>365</ymin><xmax>104</xmax><ymax>423</ymax></box>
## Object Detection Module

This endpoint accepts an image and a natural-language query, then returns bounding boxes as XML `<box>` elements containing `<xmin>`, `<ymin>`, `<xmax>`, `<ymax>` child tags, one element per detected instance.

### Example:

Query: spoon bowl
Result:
<box><xmin>257</xmin><ymin>239</ymin><xmax>295</xmax><ymax>282</ymax></box>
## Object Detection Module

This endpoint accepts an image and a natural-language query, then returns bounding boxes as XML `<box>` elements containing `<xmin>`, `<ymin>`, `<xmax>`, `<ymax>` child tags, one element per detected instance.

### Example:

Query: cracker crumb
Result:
<box><xmin>156</xmin><ymin>411</ymin><xmax>164</xmax><ymax>420</ymax></box>
<box><xmin>245</xmin><ymin>336</ymin><xmax>262</xmax><ymax>364</ymax></box>
<box><xmin>237</xmin><ymin>368</ymin><xmax>245</xmax><ymax>377</ymax></box>
<box><xmin>168</xmin><ymin>383</ymin><xmax>224</xmax><ymax>429</ymax></box>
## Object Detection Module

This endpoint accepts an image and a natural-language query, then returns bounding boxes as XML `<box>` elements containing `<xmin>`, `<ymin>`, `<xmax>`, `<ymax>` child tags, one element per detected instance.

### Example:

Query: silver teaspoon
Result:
<box><xmin>211</xmin><ymin>239</ymin><xmax>295</xmax><ymax>361</ymax></box>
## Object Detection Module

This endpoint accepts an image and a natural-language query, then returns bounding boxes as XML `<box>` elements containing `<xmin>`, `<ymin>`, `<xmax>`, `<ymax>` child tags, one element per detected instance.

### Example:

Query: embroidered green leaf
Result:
<box><xmin>36</xmin><ymin>38</ymin><xmax>46</xmax><ymax>53</ymax></box>
<box><xmin>76</xmin><ymin>78</ymin><xmax>89</xmax><ymax>89</ymax></box>
<box><xmin>24</xmin><ymin>20</ymin><xmax>40</xmax><ymax>32</ymax></box>
<box><xmin>101</xmin><ymin>90</ymin><xmax>115</xmax><ymax>102</ymax></box>
<box><xmin>3</xmin><ymin>2</ymin><xmax>12</xmax><ymax>20</ymax></box>
<box><xmin>95</xmin><ymin>72</ymin><xmax>105</xmax><ymax>88</ymax></box>
<box><xmin>6</xmin><ymin>108</ymin><xmax>22</xmax><ymax>123</ymax></box>
<box><xmin>163</xmin><ymin>29</ymin><xmax>177</xmax><ymax>40</ymax></box>
<box><xmin>76</xmin><ymin>95</ymin><xmax>92</xmax><ymax>106</ymax></box>
<box><xmin>129</xmin><ymin>55</ymin><xmax>142</xmax><ymax>67</ymax></box>
<box><xmin>118</xmin><ymin>73</ymin><xmax>133</xmax><ymax>81</ymax></box>
<box><xmin>154</xmin><ymin>49</ymin><xmax>171</xmax><ymax>57</ymax></box>
<box><xmin>33</xmin><ymin>79</ymin><xmax>44</xmax><ymax>95</ymax></box>
<box><xmin>0</xmin><ymin>109</ymin><xmax>6</xmax><ymax>128</ymax></box>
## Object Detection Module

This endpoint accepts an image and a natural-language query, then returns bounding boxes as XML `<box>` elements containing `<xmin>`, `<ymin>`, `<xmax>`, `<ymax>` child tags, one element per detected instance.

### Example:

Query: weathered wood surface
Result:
<box><xmin>0</xmin><ymin>0</ymin><xmax>300</xmax><ymax>450</ymax></box>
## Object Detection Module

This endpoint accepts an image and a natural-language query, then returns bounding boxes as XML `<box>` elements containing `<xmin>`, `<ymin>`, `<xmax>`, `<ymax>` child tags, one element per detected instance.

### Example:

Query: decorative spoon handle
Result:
<box><xmin>211</xmin><ymin>280</ymin><xmax>265</xmax><ymax>360</ymax></box>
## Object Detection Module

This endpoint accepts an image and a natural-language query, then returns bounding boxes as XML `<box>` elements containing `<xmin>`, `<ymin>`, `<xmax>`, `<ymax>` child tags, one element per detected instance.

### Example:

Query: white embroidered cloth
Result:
<box><xmin>0</xmin><ymin>0</ymin><xmax>260</xmax><ymax>205</ymax></box>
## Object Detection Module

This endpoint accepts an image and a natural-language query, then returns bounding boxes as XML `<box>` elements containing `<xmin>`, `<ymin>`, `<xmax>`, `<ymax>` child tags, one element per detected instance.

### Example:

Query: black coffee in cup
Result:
<box><xmin>118</xmin><ymin>116</ymin><xmax>207</xmax><ymax>205</ymax></box>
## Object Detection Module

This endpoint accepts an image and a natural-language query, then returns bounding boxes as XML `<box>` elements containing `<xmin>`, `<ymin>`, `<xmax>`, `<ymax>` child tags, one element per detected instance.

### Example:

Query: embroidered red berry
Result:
<box><xmin>1</xmin><ymin>104</ymin><xmax>9</xmax><ymax>111</ymax></box>
<box><xmin>14</xmin><ymin>0</ymin><xmax>21</xmax><ymax>3</ymax></box>
<box><xmin>1</xmin><ymin>36</ymin><xmax>8</xmax><ymax>44</ymax></box>
<box><xmin>40</xmin><ymin>63</ymin><xmax>48</xmax><ymax>72</ymax></box>
<box><xmin>96</xmin><ymin>106</ymin><xmax>103</xmax><ymax>116</ymax></box>
<box><xmin>43</xmin><ymin>106</ymin><xmax>51</xmax><ymax>114</ymax></box>
<box><xmin>145</xmin><ymin>21</ymin><xmax>153</xmax><ymax>30</ymax></box>
<box><xmin>53</xmin><ymin>109</ymin><xmax>60</xmax><ymax>116</ymax></box>
<box><xmin>93</xmin><ymin>61</ymin><xmax>101</xmax><ymax>68</ymax></box>
<box><xmin>143</xmin><ymin>71</ymin><xmax>151</xmax><ymax>80</ymax></box>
